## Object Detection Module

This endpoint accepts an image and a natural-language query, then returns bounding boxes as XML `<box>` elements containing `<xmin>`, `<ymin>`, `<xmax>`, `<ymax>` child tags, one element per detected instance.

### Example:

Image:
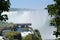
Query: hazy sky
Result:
<box><xmin>10</xmin><ymin>0</ymin><xmax>54</xmax><ymax>9</ymax></box>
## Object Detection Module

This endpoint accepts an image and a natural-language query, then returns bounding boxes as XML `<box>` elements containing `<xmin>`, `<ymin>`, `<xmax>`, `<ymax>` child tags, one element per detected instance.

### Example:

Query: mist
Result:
<box><xmin>2</xmin><ymin>9</ymin><xmax>56</xmax><ymax>39</ymax></box>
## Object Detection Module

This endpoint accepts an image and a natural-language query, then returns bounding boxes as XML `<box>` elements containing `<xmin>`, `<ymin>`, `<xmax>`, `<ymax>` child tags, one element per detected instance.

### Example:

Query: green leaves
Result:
<box><xmin>0</xmin><ymin>14</ymin><xmax>8</xmax><ymax>21</ymax></box>
<box><xmin>0</xmin><ymin>0</ymin><xmax>10</xmax><ymax>12</ymax></box>
<box><xmin>4</xmin><ymin>31</ymin><xmax>21</xmax><ymax>40</ymax></box>
<box><xmin>0</xmin><ymin>0</ymin><xmax>10</xmax><ymax>21</ymax></box>
<box><xmin>50</xmin><ymin>19</ymin><xmax>56</xmax><ymax>26</ymax></box>
<box><xmin>46</xmin><ymin>0</ymin><xmax>60</xmax><ymax>38</ymax></box>
<box><xmin>46</xmin><ymin>4</ymin><xmax>57</xmax><ymax>17</ymax></box>
<box><xmin>55</xmin><ymin>0</ymin><xmax>60</xmax><ymax>5</ymax></box>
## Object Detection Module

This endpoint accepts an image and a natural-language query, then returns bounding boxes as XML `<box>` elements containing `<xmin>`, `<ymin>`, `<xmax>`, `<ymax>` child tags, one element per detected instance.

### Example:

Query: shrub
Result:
<box><xmin>22</xmin><ymin>34</ymin><xmax>41</xmax><ymax>40</ymax></box>
<box><xmin>34</xmin><ymin>29</ymin><xmax>42</xmax><ymax>40</ymax></box>
<box><xmin>22</xmin><ymin>34</ymin><xmax>32</xmax><ymax>40</ymax></box>
<box><xmin>4</xmin><ymin>31</ymin><xmax>22</xmax><ymax>40</ymax></box>
<box><xmin>22</xmin><ymin>27</ymin><xmax>29</xmax><ymax>31</ymax></box>
<box><xmin>0</xmin><ymin>30</ymin><xmax>2</xmax><ymax>36</ymax></box>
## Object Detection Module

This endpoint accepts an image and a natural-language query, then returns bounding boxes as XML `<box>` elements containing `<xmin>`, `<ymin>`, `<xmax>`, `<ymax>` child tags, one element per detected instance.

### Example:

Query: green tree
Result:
<box><xmin>46</xmin><ymin>0</ymin><xmax>60</xmax><ymax>38</ymax></box>
<box><xmin>4</xmin><ymin>31</ymin><xmax>22</xmax><ymax>40</ymax></box>
<box><xmin>22</xmin><ymin>34</ymin><xmax>40</xmax><ymax>40</ymax></box>
<box><xmin>22</xmin><ymin>29</ymin><xmax>42</xmax><ymax>40</ymax></box>
<box><xmin>34</xmin><ymin>29</ymin><xmax>42</xmax><ymax>40</ymax></box>
<box><xmin>0</xmin><ymin>0</ymin><xmax>10</xmax><ymax>21</ymax></box>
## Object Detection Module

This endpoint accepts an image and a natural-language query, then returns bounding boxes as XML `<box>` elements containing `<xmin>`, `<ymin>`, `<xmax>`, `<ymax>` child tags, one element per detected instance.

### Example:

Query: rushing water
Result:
<box><xmin>2</xmin><ymin>9</ymin><xmax>56</xmax><ymax>39</ymax></box>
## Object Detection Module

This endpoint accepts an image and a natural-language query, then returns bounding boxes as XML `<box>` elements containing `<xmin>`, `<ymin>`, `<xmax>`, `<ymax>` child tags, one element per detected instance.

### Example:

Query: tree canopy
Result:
<box><xmin>0</xmin><ymin>0</ymin><xmax>10</xmax><ymax>21</ymax></box>
<box><xmin>46</xmin><ymin>0</ymin><xmax>60</xmax><ymax>38</ymax></box>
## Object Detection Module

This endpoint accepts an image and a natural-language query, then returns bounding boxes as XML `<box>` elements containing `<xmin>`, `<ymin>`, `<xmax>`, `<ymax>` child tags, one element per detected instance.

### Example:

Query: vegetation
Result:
<box><xmin>0</xmin><ymin>22</ymin><xmax>14</xmax><ymax>28</ymax></box>
<box><xmin>0</xmin><ymin>0</ymin><xmax>10</xmax><ymax>21</ymax></box>
<box><xmin>46</xmin><ymin>0</ymin><xmax>60</xmax><ymax>38</ymax></box>
<box><xmin>5</xmin><ymin>22</ymin><xmax>14</xmax><ymax>28</ymax></box>
<box><xmin>22</xmin><ymin>27</ymin><xmax>29</xmax><ymax>31</ymax></box>
<box><xmin>22</xmin><ymin>29</ymin><xmax>42</xmax><ymax>40</ymax></box>
<box><xmin>22</xmin><ymin>34</ymin><xmax>41</xmax><ymax>40</ymax></box>
<box><xmin>3</xmin><ymin>28</ymin><xmax>42</xmax><ymax>40</ymax></box>
<box><xmin>4</xmin><ymin>31</ymin><xmax>22</xmax><ymax>40</ymax></box>
<box><xmin>0</xmin><ymin>30</ymin><xmax>2</xmax><ymax>36</ymax></box>
<box><xmin>22</xmin><ymin>34</ymin><xmax>33</xmax><ymax>40</ymax></box>
<box><xmin>34</xmin><ymin>29</ymin><xmax>42</xmax><ymax>40</ymax></box>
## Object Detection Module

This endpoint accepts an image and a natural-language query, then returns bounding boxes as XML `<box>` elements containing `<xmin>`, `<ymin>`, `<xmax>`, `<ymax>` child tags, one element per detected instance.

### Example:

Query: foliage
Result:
<box><xmin>0</xmin><ymin>0</ymin><xmax>10</xmax><ymax>21</ymax></box>
<box><xmin>34</xmin><ymin>29</ymin><xmax>41</xmax><ymax>37</ymax></box>
<box><xmin>58</xmin><ymin>38</ymin><xmax>60</xmax><ymax>40</ymax></box>
<box><xmin>5</xmin><ymin>22</ymin><xmax>14</xmax><ymax>28</ymax></box>
<box><xmin>22</xmin><ymin>27</ymin><xmax>29</xmax><ymax>31</ymax></box>
<box><xmin>0</xmin><ymin>30</ymin><xmax>2</xmax><ymax>36</ymax></box>
<box><xmin>46</xmin><ymin>0</ymin><xmax>60</xmax><ymax>38</ymax></box>
<box><xmin>22</xmin><ymin>34</ymin><xmax>33</xmax><ymax>40</ymax></box>
<box><xmin>22</xmin><ymin>34</ymin><xmax>41</xmax><ymax>40</ymax></box>
<box><xmin>22</xmin><ymin>29</ymin><xmax>42</xmax><ymax>40</ymax></box>
<box><xmin>34</xmin><ymin>29</ymin><xmax>42</xmax><ymax>40</ymax></box>
<box><xmin>55</xmin><ymin>38</ymin><xmax>60</xmax><ymax>40</ymax></box>
<box><xmin>4</xmin><ymin>31</ymin><xmax>22</xmax><ymax>40</ymax></box>
<box><xmin>0</xmin><ymin>21</ymin><xmax>14</xmax><ymax>28</ymax></box>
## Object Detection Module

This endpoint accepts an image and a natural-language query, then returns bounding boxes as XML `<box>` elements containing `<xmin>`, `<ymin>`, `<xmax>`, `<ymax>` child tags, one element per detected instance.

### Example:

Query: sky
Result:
<box><xmin>10</xmin><ymin>0</ymin><xmax>54</xmax><ymax>9</ymax></box>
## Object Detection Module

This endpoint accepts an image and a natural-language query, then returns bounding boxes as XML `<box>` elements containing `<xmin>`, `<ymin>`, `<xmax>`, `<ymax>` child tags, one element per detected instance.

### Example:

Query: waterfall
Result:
<box><xmin>2</xmin><ymin>9</ymin><xmax>56</xmax><ymax>39</ymax></box>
